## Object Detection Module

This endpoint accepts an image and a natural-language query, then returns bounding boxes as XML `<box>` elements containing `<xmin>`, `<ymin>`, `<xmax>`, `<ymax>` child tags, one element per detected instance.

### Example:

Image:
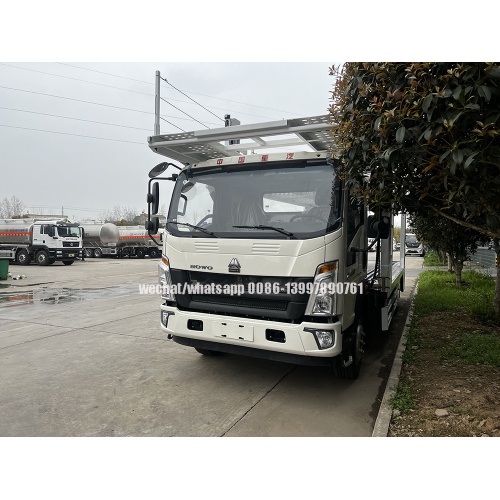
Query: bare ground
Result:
<box><xmin>389</xmin><ymin>312</ymin><xmax>500</xmax><ymax>437</ymax></box>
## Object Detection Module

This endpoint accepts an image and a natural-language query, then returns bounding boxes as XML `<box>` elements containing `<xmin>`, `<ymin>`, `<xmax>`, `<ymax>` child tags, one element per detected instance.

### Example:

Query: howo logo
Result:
<box><xmin>228</xmin><ymin>258</ymin><xmax>241</xmax><ymax>273</ymax></box>
<box><xmin>190</xmin><ymin>265</ymin><xmax>214</xmax><ymax>270</ymax></box>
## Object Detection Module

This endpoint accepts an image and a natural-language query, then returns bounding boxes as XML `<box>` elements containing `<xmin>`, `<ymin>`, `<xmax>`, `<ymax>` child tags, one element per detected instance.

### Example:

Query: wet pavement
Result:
<box><xmin>0</xmin><ymin>256</ymin><xmax>425</xmax><ymax>436</ymax></box>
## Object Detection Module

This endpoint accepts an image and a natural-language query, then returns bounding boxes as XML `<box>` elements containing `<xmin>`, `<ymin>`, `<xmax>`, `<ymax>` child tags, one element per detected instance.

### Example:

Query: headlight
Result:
<box><xmin>305</xmin><ymin>261</ymin><xmax>338</xmax><ymax>316</ymax></box>
<box><xmin>158</xmin><ymin>255</ymin><xmax>175</xmax><ymax>300</ymax></box>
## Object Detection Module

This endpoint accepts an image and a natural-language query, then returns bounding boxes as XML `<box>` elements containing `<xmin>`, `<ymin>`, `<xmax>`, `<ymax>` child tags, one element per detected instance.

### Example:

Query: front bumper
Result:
<box><xmin>160</xmin><ymin>303</ymin><xmax>342</xmax><ymax>360</ymax></box>
<box><xmin>52</xmin><ymin>249</ymin><xmax>82</xmax><ymax>260</ymax></box>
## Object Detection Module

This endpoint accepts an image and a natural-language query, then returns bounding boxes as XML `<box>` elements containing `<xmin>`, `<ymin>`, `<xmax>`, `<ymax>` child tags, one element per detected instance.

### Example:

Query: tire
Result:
<box><xmin>148</xmin><ymin>247</ymin><xmax>159</xmax><ymax>258</ymax></box>
<box><xmin>332</xmin><ymin>321</ymin><xmax>365</xmax><ymax>380</ymax></box>
<box><xmin>93</xmin><ymin>248</ymin><xmax>103</xmax><ymax>258</ymax></box>
<box><xmin>16</xmin><ymin>249</ymin><xmax>31</xmax><ymax>266</ymax></box>
<box><xmin>48</xmin><ymin>258</ymin><xmax>56</xmax><ymax>265</ymax></box>
<box><xmin>83</xmin><ymin>248</ymin><xmax>93</xmax><ymax>258</ymax></box>
<box><xmin>195</xmin><ymin>348</ymin><xmax>222</xmax><ymax>356</ymax></box>
<box><xmin>36</xmin><ymin>250</ymin><xmax>50</xmax><ymax>266</ymax></box>
<box><xmin>62</xmin><ymin>260</ymin><xmax>74</xmax><ymax>265</ymax></box>
<box><xmin>135</xmin><ymin>248</ymin><xmax>145</xmax><ymax>259</ymax></box>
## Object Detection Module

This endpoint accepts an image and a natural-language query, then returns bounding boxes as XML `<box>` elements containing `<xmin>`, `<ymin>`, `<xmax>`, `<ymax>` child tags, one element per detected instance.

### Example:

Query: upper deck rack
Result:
<box><xmin>147</xmin><ymin>114</ymin><xmax>332</xmax><ymax>165</ymax></box>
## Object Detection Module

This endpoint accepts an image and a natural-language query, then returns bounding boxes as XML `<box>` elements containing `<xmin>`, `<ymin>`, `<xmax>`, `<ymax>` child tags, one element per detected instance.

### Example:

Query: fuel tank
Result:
<box><xmin>80</xmin><ymin>222</ymin><xmax>120</xmax><ymax>245</ymax></box>
<box><xmin>116</xmin><ymin>226</ymin><xmax>155</xmax><ymax>247</ymax></box>
<box><xmin>0</xmin><ymin>219</ymin><xmax>35</xmax><ymax>245</ymax></box>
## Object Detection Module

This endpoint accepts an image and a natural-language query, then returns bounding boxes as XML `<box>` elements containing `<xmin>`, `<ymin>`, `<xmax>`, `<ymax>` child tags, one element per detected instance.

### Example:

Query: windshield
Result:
<box><xmin>167</xmin><ymin>161</ymin><xmax>341</xmax><ymax>239</ymax></box>
<box><xmin>57</xmin><ymin>226</ymin><xmax>81</xmax><ymax>238</ymax></box>
<box><xmin>406</xmin><ymin>234</ymin><xmax>418</xmax><ymax>243</ymax></box>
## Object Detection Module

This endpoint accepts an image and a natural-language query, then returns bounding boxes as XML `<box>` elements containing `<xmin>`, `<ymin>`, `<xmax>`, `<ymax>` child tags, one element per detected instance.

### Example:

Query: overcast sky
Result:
<box><xmin>0</xmin><ymin>62</ymin><xmax>335</xmax><ymax>221</ymax></box>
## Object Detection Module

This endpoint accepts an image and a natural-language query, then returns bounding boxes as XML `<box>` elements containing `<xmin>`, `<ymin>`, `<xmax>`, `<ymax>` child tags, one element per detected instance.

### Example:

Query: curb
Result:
<box><xmin>372</xmin><ymin>282</ymin><xmax>419</xmax><ymax>437</ymax></box>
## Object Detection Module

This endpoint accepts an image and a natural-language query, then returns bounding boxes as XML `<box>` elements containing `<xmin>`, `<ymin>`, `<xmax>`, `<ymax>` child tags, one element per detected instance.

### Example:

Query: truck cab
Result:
<box><xmin>146</xmin><ymin>115</ymin><xmax>405</xmax><ymax>379</ymax></box>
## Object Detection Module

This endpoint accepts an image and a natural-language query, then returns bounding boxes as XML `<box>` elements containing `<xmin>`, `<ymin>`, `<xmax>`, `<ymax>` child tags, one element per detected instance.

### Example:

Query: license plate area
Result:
<box><xmin>68</xmin><ymin>254</ymin><xmax>75</xmax><ymax>257</ymax></box>
<box><xmin>214</xmin><ymin>321</ymin><xmax>254</xmax><ymax>342</ymax></box>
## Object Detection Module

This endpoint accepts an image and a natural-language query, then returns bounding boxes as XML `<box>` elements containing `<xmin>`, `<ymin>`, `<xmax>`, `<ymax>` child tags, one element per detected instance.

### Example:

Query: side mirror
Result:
<box><xmin>147</xmin><ymin>182</ymin><xmax>160</xmax><ymax>215</ymax></box>
<box><xmin>146</xmin><ymin>216</ymin><xmax>159</xmax><ymax>235</ymax></box>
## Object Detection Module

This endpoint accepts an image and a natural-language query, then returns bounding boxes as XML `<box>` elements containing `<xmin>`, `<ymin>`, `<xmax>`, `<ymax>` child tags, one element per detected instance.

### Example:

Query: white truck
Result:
<box><xmin>0</xmin><ymin>218</ymin><xmax>82</xmax><ymax>265</ymax></box>
<box><xmin>80</xmin><ymin>222</ymin><xmax>162</xmax><ymax>259</ymax></box>
<box><xmin>145</xmin><ymin>114</ymin><xmax>406</xmax><ymax>379</ymax></box>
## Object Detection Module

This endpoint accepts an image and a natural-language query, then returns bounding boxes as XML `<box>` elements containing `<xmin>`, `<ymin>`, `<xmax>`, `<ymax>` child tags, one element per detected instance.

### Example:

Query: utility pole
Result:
<box><xmin>154</xmin><ymin>71</ymin><xmax>161</xmax><ymax>135</ymax></box>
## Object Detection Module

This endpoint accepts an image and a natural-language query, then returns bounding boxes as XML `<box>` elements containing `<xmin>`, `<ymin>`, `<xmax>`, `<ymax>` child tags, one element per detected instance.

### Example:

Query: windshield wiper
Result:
<box><xmin>169</xmin><ymin>221</ymin><xmax>217</xmax><ymax>237</ymax></box>
<box><xmin>233</xmin><ymin>225</ymin><xmax>296</xmax><ymax>239</ymax></box>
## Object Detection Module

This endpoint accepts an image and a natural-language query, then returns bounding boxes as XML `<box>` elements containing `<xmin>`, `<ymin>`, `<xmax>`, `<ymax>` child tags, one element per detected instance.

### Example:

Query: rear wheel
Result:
<box><xmin>83</xmin><ymin>248</ymin><xmax>93</xmax><ymax>258</ymax></box>
<box><xmin>148</xmin><ymin>247</ymin><xmax>159</xmax><ymax>258</ymax></box>
<box><xmin>195</xmin><ymin>348</ymin><xmax>222</xmax><ymax>356</ymax></box>
<box><xmin>93</xmin><ymin>248</ymin><xmax>103</xmax><ymax>258</ymax></box>
<box><xmin>16</xmin><ymin>249</ymin><xmax>31</xmax><ymax>266</ymax></box>
<box><xmin>332</xmin><ymin>321</ymin><xmax>365</xmax><ymax>380</ymax></box>
<box><xmin>135</xmin><ymin>248</ymin><xmax>146</xmax><ymax>259</ymax></box>
<box><xmin>36</xmin><ymin>250</ymin><xmax>50</xmax><ymax>266</ymax></box>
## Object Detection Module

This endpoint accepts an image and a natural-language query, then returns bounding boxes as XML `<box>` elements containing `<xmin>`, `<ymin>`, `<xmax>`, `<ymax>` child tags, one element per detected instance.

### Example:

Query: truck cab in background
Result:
<box><xmin>0</xmin><ymin>219</ymin><xmax>82</xmax><ymax>265</ymax></box>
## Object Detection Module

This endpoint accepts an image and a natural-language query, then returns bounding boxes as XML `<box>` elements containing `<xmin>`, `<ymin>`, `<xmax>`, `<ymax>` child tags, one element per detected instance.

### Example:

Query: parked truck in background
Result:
<box><xmin>145</xmin><ymin>113</ymin><xmax>406</xmax><ymax>379</ymax></box>
<box><xmin>80</xmin><ymin>222</ymin><xmax>162</xmax><ymax>259</ymax></box>
<box><xmin>0</xmin><ymin>218</ymin><xmax>82</xmax><ymax>265</ymax></box>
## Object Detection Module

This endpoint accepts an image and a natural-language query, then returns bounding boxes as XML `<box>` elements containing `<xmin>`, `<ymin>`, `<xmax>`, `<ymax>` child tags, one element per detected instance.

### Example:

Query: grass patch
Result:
<box><xmin>414</xmin><ymin>270</ymin><xmax>496</xmax><ymax>324</ymax></box>
<box><xmin>423</xmin><ymin>251</ymin><xmax>446</xmax><ymax>267</ymax></box>
<box><xmin>389</xmin><ymin>373</ymin><xmax>417</xmax><ymax>415</ymax></box>
<box><xmin>440</xmin><ymin>332</ymin><xmax>500</xmax><ymax>367</ymax></box>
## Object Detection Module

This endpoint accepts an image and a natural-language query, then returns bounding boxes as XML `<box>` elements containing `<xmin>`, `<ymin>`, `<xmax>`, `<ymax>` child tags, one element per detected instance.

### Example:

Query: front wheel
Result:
<box><xmin>332</xmin><ymin>322</ymin><xmax>365</xmax><ymax>380</ymax></box>
<box><xmin>62</xmin><ymin>260</ymin><xmax>74</xmax><ymax>265</ymax></box>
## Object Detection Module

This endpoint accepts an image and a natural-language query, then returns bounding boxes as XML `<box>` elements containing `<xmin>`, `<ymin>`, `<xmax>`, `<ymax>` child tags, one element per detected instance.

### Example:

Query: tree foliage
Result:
<box><xmin>328</xmin><ymin>62</ymin><xmax>500</xmax><ymax>239</ymax></box>
<box><xmin>329</xmin><ymin>62</ymin><xmax>500</xmax><ymax>316</ymax></box>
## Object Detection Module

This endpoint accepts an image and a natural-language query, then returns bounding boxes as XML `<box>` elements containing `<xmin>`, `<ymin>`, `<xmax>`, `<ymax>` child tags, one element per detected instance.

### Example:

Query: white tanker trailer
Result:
<box><xmin>0</xmin><ymin>218</ymin><xmax>82</xmax><ymax>266</ymax></box>
<box><xmin>80</xmin><ymin>222</ymin><xmax>162</xmax><ymax>258</ymax></box>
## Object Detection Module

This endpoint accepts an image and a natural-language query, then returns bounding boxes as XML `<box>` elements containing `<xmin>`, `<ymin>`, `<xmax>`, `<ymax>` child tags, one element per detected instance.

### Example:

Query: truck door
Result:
<box><xmin>343</xmin><ymin>196</ymin><xmax>365</xmax><ymax>329</ymax></box>
<box><xmin>32</xmin><ymin>224</ymin><xmax>44</xmax><ymax>245</ymax></box>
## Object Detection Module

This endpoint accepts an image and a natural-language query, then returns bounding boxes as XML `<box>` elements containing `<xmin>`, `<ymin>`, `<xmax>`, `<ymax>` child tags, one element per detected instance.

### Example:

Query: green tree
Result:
<box><xmin>329</xmin><ymin>62</ymin><xmax>500</xmax><ymax>318</ymax></box>
<box><xmin>411</xmin><ymin>213</ymin><xmax>488</xmax><ymax>287</ymax></box>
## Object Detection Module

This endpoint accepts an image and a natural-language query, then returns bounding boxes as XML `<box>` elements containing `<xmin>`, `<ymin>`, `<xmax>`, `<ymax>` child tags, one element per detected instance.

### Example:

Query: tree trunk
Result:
<box><xmin>448</xmin><ymin>254</ymin><xmax>454</xmax><ymax>273</ymax></box>
<box><xmin>494</xmin><ymin>241</ymin><xmax>500</xmax><ymax>322</ymax></box>
<box><xmin>455</xmin><ymin>261</ymin><xmax>463</xmax><ymax>288</ymax></box>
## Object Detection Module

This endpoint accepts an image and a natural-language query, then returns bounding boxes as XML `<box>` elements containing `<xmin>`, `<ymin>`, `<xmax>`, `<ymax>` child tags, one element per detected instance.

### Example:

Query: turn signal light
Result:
<box><xmin>317</xmin><ymin>262</ymin><xmax>336</xmax><ymax>275</ymax></box>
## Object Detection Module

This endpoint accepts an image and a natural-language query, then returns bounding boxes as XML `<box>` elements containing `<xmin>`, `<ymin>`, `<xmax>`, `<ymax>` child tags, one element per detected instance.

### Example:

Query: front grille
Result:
<box><xmin>188</xmin><ymin>271</ymin><xmax>292</xmax><ymax>292</ymax></box>
<box><xmin>63</xmin><ymin>242</ymin><xmax>79</xmax><ymax>248</ymax></box>
<box><xmin>171</xmin><ymin>269</ymin><xmax>311</xmax><ymax>321</ymax></box>
<box><xmin>191</xmin><ymin>294</ymin><xmax>288</xmax><ymax>311</ymax></box>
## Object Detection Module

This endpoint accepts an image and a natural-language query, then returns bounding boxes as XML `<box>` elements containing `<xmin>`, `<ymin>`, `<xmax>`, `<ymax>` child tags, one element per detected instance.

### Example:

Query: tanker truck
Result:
<box><xmin>80</xmin><ymin>222</ymin><xmax>162</xmax><ymax>258</ymax></box>
<box><xmin>0</xmin><ymin>218</ymin><xmax>82</xmax><ymax>265</ymax></box>
<box><xmin>80</xmin><ymin>221</ymin><xmax>120</xmax><ymax>258</ymax></box>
